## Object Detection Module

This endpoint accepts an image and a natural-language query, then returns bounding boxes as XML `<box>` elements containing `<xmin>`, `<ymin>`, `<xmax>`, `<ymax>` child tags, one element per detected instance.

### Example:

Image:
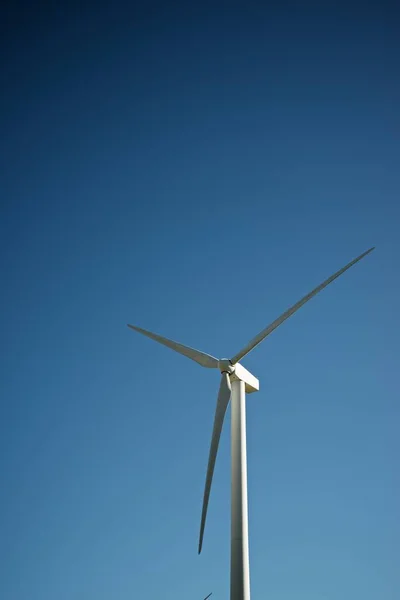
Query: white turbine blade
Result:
<box><xmin>199</xmin><ymin>372</ymin><xmax>232</xmax><ymax>554</ymax></box>
<box><xmin>230</xmin><ymin>246</ymin><xmax>375</xmax><ymax>364</ymax></box>
<box><xmin>127</xmin><ymin>324</ymin><xmax>219</xmax><ymax>369</ymax></box>
<box><xmin>204</xmin><ymin>595</ymin><xmax>212</xmax><ymax>600</ymax></box>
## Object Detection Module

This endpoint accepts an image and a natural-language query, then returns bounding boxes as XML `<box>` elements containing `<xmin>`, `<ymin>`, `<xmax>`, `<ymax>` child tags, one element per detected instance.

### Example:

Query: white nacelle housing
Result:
<box><xmin>230</xmin><ymin>363</ymin><xmax>259</xmax><ymax>394</ymax></box>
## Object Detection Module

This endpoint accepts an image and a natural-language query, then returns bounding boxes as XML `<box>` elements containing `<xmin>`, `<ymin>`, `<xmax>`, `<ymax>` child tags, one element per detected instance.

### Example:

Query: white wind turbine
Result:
<box><xmin>128</xmin><ymin>247</ymin><xmax>374</xmax><ymax>600</ymax></box>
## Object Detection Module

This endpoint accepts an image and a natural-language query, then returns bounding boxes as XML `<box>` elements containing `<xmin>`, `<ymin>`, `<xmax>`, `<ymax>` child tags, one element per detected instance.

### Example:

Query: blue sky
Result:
<box><xmin>1</xmin><ymin>2</ymin><xmax>399</xmax><ymax>599</ymax></box>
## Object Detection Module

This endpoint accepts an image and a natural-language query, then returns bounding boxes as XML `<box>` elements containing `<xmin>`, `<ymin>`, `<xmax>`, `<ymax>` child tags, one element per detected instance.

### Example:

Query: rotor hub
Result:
<box><xmin>218</xmin><ymin>359</ymin><xmax>235</xmax><ymax>374</ymax></box>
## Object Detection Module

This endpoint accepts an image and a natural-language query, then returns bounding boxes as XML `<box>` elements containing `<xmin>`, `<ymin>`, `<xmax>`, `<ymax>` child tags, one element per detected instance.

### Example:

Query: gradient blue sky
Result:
<box><xmin>1</xmin><ymin>2</ymin><xmax>399</xmax><ymax>599</ymax></box>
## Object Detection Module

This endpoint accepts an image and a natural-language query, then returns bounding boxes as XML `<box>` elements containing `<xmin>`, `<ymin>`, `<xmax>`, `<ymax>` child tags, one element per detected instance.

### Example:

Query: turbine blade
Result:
<box><xmin>198</xmin><ymin>372</ymin><xmax>232</xmax><ymax>554</ymax></box>
<box><xmin>204</xmin><ymin>595</ymin><xmax>212</xmax><ymax>600</ymax></box>
<box><xmin>127</xmin><ymin>325</ymin><xmax>219</xmax><ymax>369</ymax></box>
<box><xmin>230</xmin><ymin>246</ymin><xmax>375</xmax><ymax>364</ymax></box>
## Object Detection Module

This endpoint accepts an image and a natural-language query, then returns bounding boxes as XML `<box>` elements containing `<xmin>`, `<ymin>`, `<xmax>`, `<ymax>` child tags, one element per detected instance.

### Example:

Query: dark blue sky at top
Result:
<box><xmin>0</xmin><ymin>1</ymin><xmax>399</xmax><ymax>599</ymax></box>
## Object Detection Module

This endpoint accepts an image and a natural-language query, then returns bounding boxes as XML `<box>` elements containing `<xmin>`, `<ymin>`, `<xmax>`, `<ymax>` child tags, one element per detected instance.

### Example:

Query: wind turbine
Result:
<box><xmin>128</xmin><ymin>247</ymin><xmax>374</xmax><ymax>600</ymax></box>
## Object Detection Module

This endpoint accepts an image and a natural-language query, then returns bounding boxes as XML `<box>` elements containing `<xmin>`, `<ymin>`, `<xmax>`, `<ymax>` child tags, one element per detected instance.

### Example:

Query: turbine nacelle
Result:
<box><xmin>231</xmin><ymin>363</ymin><xmax>259</xmax><ymax>394</ymax></box>
<box><xmin>218</xmin><ymin>359</ymin><xmax>259</xmax><ymax>395</ymax></box>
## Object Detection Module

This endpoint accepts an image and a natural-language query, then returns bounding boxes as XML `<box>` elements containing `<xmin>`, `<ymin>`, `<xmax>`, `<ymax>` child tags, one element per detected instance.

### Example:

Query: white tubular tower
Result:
<box><xmin>230</xmin><ymin>378</ymin><xmax>251</xmax><ymax>600</ymax></box>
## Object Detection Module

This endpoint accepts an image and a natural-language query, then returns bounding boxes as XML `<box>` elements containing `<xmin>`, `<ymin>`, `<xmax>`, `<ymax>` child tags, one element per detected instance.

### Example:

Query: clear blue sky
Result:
<box><xmin>1</xmin><ymin>2</ymin><xmax>399</xmax><ymax>599</ymax></box>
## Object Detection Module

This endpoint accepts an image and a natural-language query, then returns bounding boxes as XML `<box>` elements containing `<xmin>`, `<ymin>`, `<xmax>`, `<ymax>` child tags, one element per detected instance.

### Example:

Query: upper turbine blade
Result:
<box><xmin>198</xmin><ymin>372</ymin><xmax>232</xmax><ymax>554</ymax></box>
<box><xmin>230</xmin><ymin>246</ymin><xmax>375</xmax><ymax>364</ymax></box>
<box><xmin>127</xmin><ymin>325</ymin><xmax>219</xmax><ymax>369</ymax></box>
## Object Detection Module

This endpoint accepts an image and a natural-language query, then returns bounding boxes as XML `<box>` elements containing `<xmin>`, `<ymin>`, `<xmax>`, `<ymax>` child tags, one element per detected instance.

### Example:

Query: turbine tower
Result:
<box><xmin>128</xmin><ymin>247</ymin><xmax>374</xmax><ymax>600</ymax></box>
